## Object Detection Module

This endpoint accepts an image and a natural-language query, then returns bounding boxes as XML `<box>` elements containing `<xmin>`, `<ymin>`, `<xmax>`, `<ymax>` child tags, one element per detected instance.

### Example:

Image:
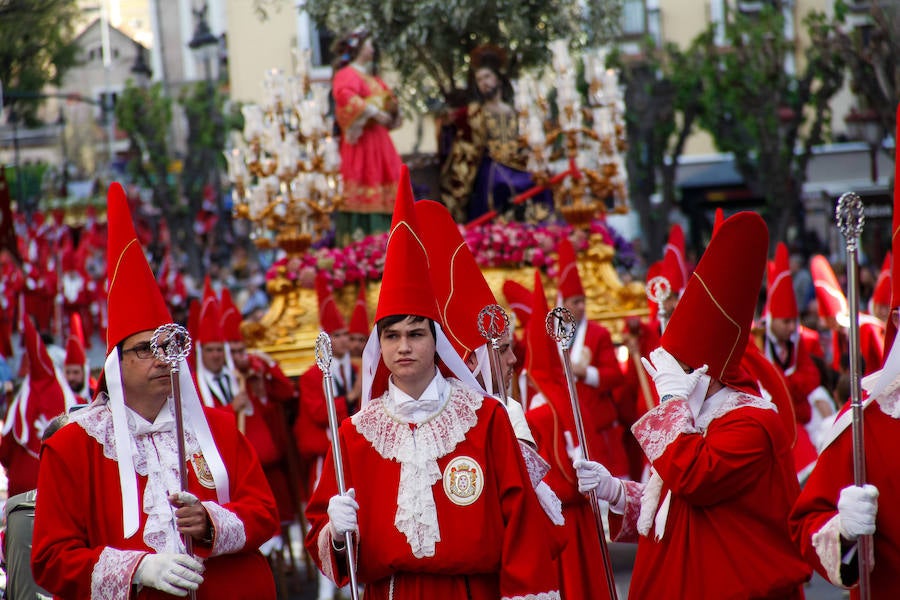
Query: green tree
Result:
<box><xmin>691</xmin><ymin>4</ymin><xmax>845</xmax><ymax>251</ymax></box>
<box><xmin>0</xmin><ymin>0</ymin><xmax>80</xmax><ymax>124</ymax></box>
<box><xmin>300</xmin><ymin>0</ymin><xmax>621</xmax><ymax>107</ymax></box>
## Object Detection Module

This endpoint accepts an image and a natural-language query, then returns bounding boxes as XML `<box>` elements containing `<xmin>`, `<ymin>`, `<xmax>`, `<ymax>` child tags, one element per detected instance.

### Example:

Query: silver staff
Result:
<box><xmin>314</xmin><ymin>332</ymin><xmax>360</xmax><ymax>600</ymax></box>
<box><xmin>477</xmin><ymin>304</ymin><xmax>512</xmax><ymax>404</ymax></box>
<box><xmin>646</xmin><ymin>275</ymin><xmax>672</xmax><ymax>332</ymax></box>
<box><xmin>546</xmin><ymin>307</ymin><xmax>619</xmax><ymax>600</ymax></box>
<box><xmin>836</xmin><ymin>192</ymin><xmax>871</xmax><ymax>600</ymax></box>
<box><xmin>150</xmin><ymin>324</ymin><xmax>197</xmax><ymax>600</ymax></box>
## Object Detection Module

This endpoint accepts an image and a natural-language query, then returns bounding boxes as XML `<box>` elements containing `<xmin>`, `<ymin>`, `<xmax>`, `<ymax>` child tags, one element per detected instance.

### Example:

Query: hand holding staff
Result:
<box><xmin>478</xmin><ymin>304</ymin><xmax>512</xmax><ymax>404</ymax></box>
<box><xmin>315</xmin><ymin>333</ymin><xmax>361</xmax><ymax>600</ymax></box>
<box><xmin>150</xmin><ymin>323</ymin><xmax>197</xmax><ymax>600</ymax></box>
<box><xmin>836</xmin><ymin>192</ymin><xmax>871</xmax><ymax>600</ymax></box>
<box><xmin>546</xmin><ymin>307</ymin><xmax>619</xmax><ymax>600</ymax></box>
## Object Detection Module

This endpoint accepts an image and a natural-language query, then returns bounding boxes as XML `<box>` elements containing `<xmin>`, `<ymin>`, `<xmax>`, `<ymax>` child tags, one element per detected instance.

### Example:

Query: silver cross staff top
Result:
<box><xmin>646</xmin><ymin>275</ymin><xmax>672</xmax><ymax>308</ymax></box>
<box><xmin>546</xmin><ymin>307</ymin><xmax>577</xmax><ymax>350</ymax></box>
<box><xmin>314</xmin><ymin>332</ymin><xmax>333</xmax><ymax>373</ymax></box>
<box><xmin>836</xmin><ymin>192</ymin><xmax>865</xmax><ymax>251</ymax></box>
<box><xmin>150</xmin><ymin>323</ymin><xmax>193</xmax><ymax>366</ymax></box>
<box><xmin>478</xmin><ymin>304</ymin><xmax>511</xmax><ymax>347</ymax></box>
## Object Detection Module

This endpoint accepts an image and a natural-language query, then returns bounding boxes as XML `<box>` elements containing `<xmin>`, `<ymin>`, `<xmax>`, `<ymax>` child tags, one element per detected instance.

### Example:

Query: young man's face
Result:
<box><xmin>497</xmin><ymin>330</ymin><xmax>517</xmax><ymax>390</ymax></box>
<box><xmin>379</xmin><ymin>317</ymin><xmax>436</xmax><ymax>393</ymax></box>
<box><xmin>201</xmin><ymin>342</ymin><xmax>226</xmax><ymax>374</ymax></box>
<box><xmin>64</xmin><ymin>364</ymin><xmax>85</xmax><ymax>392</ymax></box>
<box><xmin>330</xmin><ymin>329</ymin><xmax>351</xmax><ymax>358</ymax></box>
<box><xmin>349</xmin><ymin>333</ymin><xmax>368</xmax><ymax>358</ymax></box>
<box><xmin>119</xmin><ymin>331</ymin><xmax>171</xmax><ymax>403</ymax></box>
<box><xmin>769</xmin><ymin>317</ymin><xmax>797</xmax><ymax>343</ymax></box>
<box><xmin>562</xmin><ymin>295</ymin><xmax>586</xmax><ymax>323</ymax></box>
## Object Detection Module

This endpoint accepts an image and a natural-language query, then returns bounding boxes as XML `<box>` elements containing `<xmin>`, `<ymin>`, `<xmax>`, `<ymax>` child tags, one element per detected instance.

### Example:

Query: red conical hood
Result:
<box><xmin>712</xmin><ymin>208</ymin><xmax>724</xmax><ymax>237</ymax></box>
<box><xmin>220</xmin><ymin>287</ymin><xmax>243</xmax><ymax>343</ymax></box>
<box><xmin>23</xmin><ymin>315</ymin><xmax>56</xmax><ymax>382</ymax></box>
<box><xmin>349</xmin><ymin>281</ymin><xmax>370</xmax><ymax>336</ymax></box>
<box><xmin>416</xmin><ymin>199</ymin><xmax>496</xmax><ymax>359</ymax></box>
<box><xmin>374</xmin><ymin>165</ymin><xmax>440</xmax><ymax>323</ymax></box>
<box><xmin>556</xmin><ymin>237</ymin><xmax>585</xmax><ymax>300</ymax></box>
<box><xmin>872</xmin><ymin>252</ymin><xmax>892</xmax><ymax>309</ymax></box>
<box><xmin>663</xmin><ymin>223</ymin><xmax>689</xmax><ymax>293</ymax></box>
<box><xmin>767</xmin><ymin>242</ymin><xmax>798</xmax><ymax>320</ymax></box>
<box><xmin>315</xmin><ymin>273</ymin><xmax>348</xmax><ymax>334</ymax></box>
<box><xmin>105</xmin><ymin>183</ymin><xmax>172</xmax><ymax>353</ymax></box>
<box><xmin>661</xmin><ymin>212</ymin><xmax>767</xmax><ymax>387</ymax></box>
<box><xmin>503</xmin><ymin>279</ymin><xmax>532</xmax><ymax>329</ymax></box>
<box><xmin>810</xmin><ymin>255</ymin><xmax>848</xmax><ymax>320</ymax></box>
<box><xmin>885</xmin><ymin>104</ymin><xmax>900</xmax><ymax>357</ymax></box>
<box><xmin>196</xmin><ymin>277</ymin><xmax>225</xmax><ymax>344</ymax></box>
<box><xmin>524</xmin><ymin>270</ymin><xmax>570</xmax><ymax>421</ymax></box>
<box><xmin>65</xmin><ymin>313</ymin><xmax>88</xmax><ymax>366</ymax></box>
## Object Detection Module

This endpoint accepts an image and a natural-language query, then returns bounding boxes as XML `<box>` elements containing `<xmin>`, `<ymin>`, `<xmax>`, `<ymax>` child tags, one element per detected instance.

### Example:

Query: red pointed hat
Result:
<box><xmin>810</xmin><ymin>255</ymin><xmax>848</xmax><ymax>320</ymax></box>
<box><xmin>872</xmin><ymin>253</ymin><xmax>891</xmax><ymax>308</ymax></box>
<box><xmin>349</xmin><ymin>281</ymin><xmax>370</xmax><ymax>336</ymax></box>
<box><xmin>524</xmin><ymin>270</ymin><xmax>570</xmax><ymax>419</ymax></box>
<box><xmin>106</xmin><ymin>183</ymin><xmax>172</xmax><ymax>353</ymax></box>
<box><xmin>220</xmin><ymin>287</ymin><xmax>243</xmax><ymax>342</ymax></box>
<box><xmin>712</xmin><ymin>208</ymin><xmax>725</xmax><ymax>236</ymax></box>
<box><xmin>374</xmin><ymin>165</ymin><xmax>440</xmax><ymax>323</ymax></box>
<box><xmin>65</xmin><ymin>313</ymin><xmax>88</xmax><ymax>366</ymax></box>
<box><xmin>315</xmin><ymin>273</ymin><xmax>348</xmax><ymax>334</ymax></box>
<box><xmin>415</xmin><ymin>199</ymin><xmax>496</xmax><ymax>359</ymax></box>
<box><xmin>767</xmin><ymin>242</ymin><xmax>798</xmax><ymax>320</ymax></box>
<box><xmin>645</xmin><ymin>260</ymin><xmax>662</xmax><ymax>320</ymax></box>
<box><xmin>556</xmin><ymin>237</ymin><xmax>585</xmax><ymax>300</ymax></box>
<box><xmin>196</xmin><ymin>277</ymin><xmax>225</xmax><ymax>344</ymax></box>
<box><xmin>663</xmin><ymin>224</ymin><xmax>689</xmax><ymax>293</ymax></box>
<box><xmin>503</xmin><ymin>279</ymin><xmax>533</xmax><ymax>329</ymax></box>
<box><xmin>22</xmin><ymin>315</ymin><xmax>56</xmax><ymax>382</ymax></box>
<box><xmin>661</xmin><ymin>212</ymin><xmax>768</xmax><ymax>385</ymax></box>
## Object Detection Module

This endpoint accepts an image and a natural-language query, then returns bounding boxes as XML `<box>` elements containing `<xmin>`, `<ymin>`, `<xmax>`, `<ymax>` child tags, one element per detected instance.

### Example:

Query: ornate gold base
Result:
<box><xmin>245</xmin><ymin>235</ymin><xmax>648</xmax><ymax>376</ymax></box>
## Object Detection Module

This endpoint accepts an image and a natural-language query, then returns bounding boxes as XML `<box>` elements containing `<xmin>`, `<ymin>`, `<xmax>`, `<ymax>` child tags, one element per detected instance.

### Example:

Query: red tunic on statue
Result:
<box><xmin>333</xmin><ymin>65</ymin><xmax>401</xmax><ymax>214</ymax></box>
<box><xmin>612</xmin><ymin>388</ymin><xmax>811</xmax><ymax>599</ymax></box>
<box><xmin>790</xmin><ymin>394</ymin><xmax>900</xmax><ymax>598</ymax></box>
<box><xmin>305</xmin><ymin>377</ymin><xmax>560</xmax><ymax>600</ymax></box>
<box><xmin>32</xmin><ymin>399</ymin><xmax>279</xmax><ymax>599</ymax></box>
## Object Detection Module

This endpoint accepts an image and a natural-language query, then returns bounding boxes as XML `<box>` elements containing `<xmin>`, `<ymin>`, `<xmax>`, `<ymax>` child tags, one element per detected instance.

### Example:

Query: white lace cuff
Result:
<box><xmin>202</xmin><ymin>500</ymin><xmax>246</xmax><ymax>556</ymax></box>
<box><xmin>615</xmin><ymin>480</ymin><xmax>645</xmax><ymax>543</ymax></box>
<box><xmin>812</xmin><ymin>514</ymin><xmax>850</xmax><ymax>588</ymax></box>
<box><xmin>316</xmin><ymin>526</ymin><xmax>340</xmax><ymax>585</ymax></box>
<box><xmin>632</xmin><ymin>398</ymin><xmax>697</xmax><ymax>462</ymax></box>
<box><xmin>502</xmin><ymin>591</ymin><xmax>561</xmax><ymax>600</ymax></box>
<box><xmin>92</xmin><ymin>547</ymin><xmax>146</xmax><ymax>600</ymax></box>
<box><xmin>519</xmin><ymin>441</ymin><xmax>551</xmax><ymax>488</ymax></box>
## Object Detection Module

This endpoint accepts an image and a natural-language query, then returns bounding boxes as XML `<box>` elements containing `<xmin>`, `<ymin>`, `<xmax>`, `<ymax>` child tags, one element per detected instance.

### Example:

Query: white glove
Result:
<box><xmin>838</xmin><ymin>484</ymin><xmax>878</xmax><ymax>541</ymax></box>
<box><xmin>327</xmin><ymin>488</ymin><xmax>359</xmax><ymax>538</ymax></box>
<box><xmin>573</xmin><ymin>459</ymin><xmax>623</xmax><ymax>504</ymax></box>
<box><xmin>133</xmin><ymin>553</ymin><xmax>205</xmax><ymax>597</ymax></box>
<box><xmin>534</xmin><ymin>481</ymin><xmax>565</xmax><ymax>526</ymax></box>
<box><xmin>641</xmin><ymin>347</ymin><xmax>708</xmax><ymax>401</ymax></box>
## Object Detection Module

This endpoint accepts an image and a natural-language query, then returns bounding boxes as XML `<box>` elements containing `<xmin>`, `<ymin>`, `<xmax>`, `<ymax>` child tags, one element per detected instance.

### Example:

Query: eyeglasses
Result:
<box><xmin>122</xmin><ymin>342</ymin><xmax>155</xmax><ymax>360</ymax></box>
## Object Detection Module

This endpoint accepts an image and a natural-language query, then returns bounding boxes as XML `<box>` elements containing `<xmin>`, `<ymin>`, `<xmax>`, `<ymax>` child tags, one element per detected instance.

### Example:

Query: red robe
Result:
<box><xmin>305</xmin><ymin>378</ymin><xmax>561</xmax><ymax>599</ymax></box>
<box><xmin>32</xmin><ymin>401</ymin><xmax>279</xmax><ymax>599</ymax></box>
<box><xmin>569</xmin><ymin>319</ymin><xmax>628</xmax><ymax>477</ymax></box>
<box><xmin>790</xmin><ymin>396</ymin><xmax>900</xmax><ymax>598</ymax></box>
<box><xmin>613</xmin><ymin>389</ymin><xmax>811</xmax><ymax>598</ymax></box>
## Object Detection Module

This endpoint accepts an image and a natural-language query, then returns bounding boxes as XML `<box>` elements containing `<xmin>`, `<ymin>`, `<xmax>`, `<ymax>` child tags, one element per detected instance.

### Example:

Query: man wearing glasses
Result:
<box><xmin>31</xmin><ymin>183</ymin><xmax>279</xmax><ymax>599</ymax></box>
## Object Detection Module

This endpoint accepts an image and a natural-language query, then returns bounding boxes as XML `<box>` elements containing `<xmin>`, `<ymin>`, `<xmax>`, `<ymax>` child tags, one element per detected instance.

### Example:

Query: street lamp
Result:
<box><xmin>845</xmin><ymin>107</ymin><xmax>883</xmax><ymax>183</ymax></box>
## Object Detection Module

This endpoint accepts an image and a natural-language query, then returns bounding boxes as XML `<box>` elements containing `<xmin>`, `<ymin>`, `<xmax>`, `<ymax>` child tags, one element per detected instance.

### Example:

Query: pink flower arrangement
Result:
<box><xmin>267</xmin><ymin>219</ymin><xmax>630</xmax><ymax>288</ymax></box>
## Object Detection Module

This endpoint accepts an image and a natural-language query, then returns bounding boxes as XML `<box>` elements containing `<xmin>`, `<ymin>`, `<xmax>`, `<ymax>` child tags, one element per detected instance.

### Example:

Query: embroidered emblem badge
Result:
<box><xmin>191</xmin><ymin>452</ymin><xmax>216</xmax><ymax>489</ymax></box>
<box><xmin>442</xmin><ymin>456</ymin><xmax>484</xmax><ymax>506</ymax></box>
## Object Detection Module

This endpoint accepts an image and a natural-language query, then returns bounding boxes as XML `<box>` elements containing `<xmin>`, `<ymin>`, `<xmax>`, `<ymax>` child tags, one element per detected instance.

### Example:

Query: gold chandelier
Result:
<box><xmin>226</xmin><ymin>57</ymin><xmax>341</xmax><ymax>256</ymax></box>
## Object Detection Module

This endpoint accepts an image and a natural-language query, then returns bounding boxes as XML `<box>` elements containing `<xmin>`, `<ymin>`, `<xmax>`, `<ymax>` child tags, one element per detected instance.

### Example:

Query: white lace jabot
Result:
<box><xmin>384</xmin><ymin>369</ymin><xmax>447</xmax><ymax>424</ymax></box>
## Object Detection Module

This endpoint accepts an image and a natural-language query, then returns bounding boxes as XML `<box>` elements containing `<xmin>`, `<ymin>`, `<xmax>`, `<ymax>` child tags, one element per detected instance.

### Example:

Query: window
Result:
<box><xmin>622</xmin><ymin>0</ymin><xmax>646</xmax><ymax>35</ymax></box>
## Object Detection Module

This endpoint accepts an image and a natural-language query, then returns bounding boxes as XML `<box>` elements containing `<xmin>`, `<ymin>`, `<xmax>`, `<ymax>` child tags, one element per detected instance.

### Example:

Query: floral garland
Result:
<box><xmin>266</xmin><ymin>218</ymin><xmax>636</xmax><ymax>289</ymax></box>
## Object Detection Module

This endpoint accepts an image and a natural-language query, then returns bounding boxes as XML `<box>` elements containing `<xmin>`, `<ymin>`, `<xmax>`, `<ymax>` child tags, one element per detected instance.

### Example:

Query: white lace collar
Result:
<box><xmin>352</xmin><ymin>377</ymin><xmax>483</xmax><ymax>558</ymax></box>
<box><xmin>126</xmin><ymin>399</ymin><xmax>176</xmax><ymax>436</ymax></box>
<box><xmin>385</xmin><ymin>369</ymin><xmax>447</xmax><ymax>424</ymax></box>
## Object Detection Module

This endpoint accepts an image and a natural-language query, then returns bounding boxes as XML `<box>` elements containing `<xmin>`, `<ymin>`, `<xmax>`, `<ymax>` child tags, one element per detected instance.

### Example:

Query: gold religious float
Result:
<box><xmin>229</xmin><ymin>46</ymin><xmax>648</xmax><ymax>376</ymax></box>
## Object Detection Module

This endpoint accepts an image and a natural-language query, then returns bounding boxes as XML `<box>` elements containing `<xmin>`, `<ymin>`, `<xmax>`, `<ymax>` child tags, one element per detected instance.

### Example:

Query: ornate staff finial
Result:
<box><xmin>150</xmin><ymin>323</ymin><xmax>192</xmax><ymax>366</ymax></box>
<box><xmin>646</xmin><ymin>275</ymin><xmax>672</xmax><ymax>307</ymax></box>
<box><xmin>478</xmin><ymin>304</ymin><xmax>510</xmax><ymax>345</ymax></box>
<box><xmin>314</xmin><ymin>332</ymin><xmax>333</xmax><ymax>373</ymax></box>
<box><xmin>545</xmin><ymin>306</ymin><xmax>577</xmax><ymax>350</ymax></box>
<box><xmin>836</xmin><ymin>192</ymin><xmax>864</xmax><ymax>251</ymax></box>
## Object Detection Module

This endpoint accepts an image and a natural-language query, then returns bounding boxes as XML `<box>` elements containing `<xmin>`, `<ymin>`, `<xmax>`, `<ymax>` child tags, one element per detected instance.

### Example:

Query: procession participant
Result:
<box><xmin>194</xmin><ymin>277</ymin><xmax>238</xmax><ymax>408</ymax></box>
<box><xmin>304</xmin><ymin>166</ymin><xmax>561</xmax><ymax>599</ymax></box>
<box><xmin>0</xmin><ymin>315</ymin><xmax>76</xmax><ymax>496</ymax></box>
<box><xmin>790</xmin><ymin>113</ymin><xmax>900</xmax><ymax>596</ymax></box>
<box><xmin>575</xmin><ymin>212</ymin><xmax>811</xmax><ymax>598</ymax></box>
<box><xmin>296</xmin><ymin>274</ymin><xmax>359</xmax><ymax>600</ymax></box>
<box><xmin>348</xmin><ymin>281</ymin><xmax>370</xmax><ymax>360</ymax></box>
<box><xmin>763</xmin><ymin>242</ymin><xmax>822</xmax><ymax>478</ymax></box>
<box><xmin>31</xmin><ymin>182</ymin><xmax>279</xmax><ymax>599</ymax></box>
<box><xmin>60</xmin><ymin>243</ymin><xmax>95</xmax><ymax>346</ymax></box>
<box><xmin>63</xmin><ymin>312</ymin><xmax>94</xmax><ymax>401</ymax></box>
<box><xmin>415</xmin><ymin>198</ymin><xmax>564</xmax><ymax>526</ymax></box>
<box><xmin>524</xmin><ymin>269</ymin><xmax>615</xmax><ymax>599</ymax></box>
<box><xmin>220</xmin><ymin>287</ymin><xmax>297</xmax><ymax>526</ymax></box>
<box><xmin>555</xmin><ymin>237</ymin><xmax>627</xmax><ymax>477</ymax></box>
